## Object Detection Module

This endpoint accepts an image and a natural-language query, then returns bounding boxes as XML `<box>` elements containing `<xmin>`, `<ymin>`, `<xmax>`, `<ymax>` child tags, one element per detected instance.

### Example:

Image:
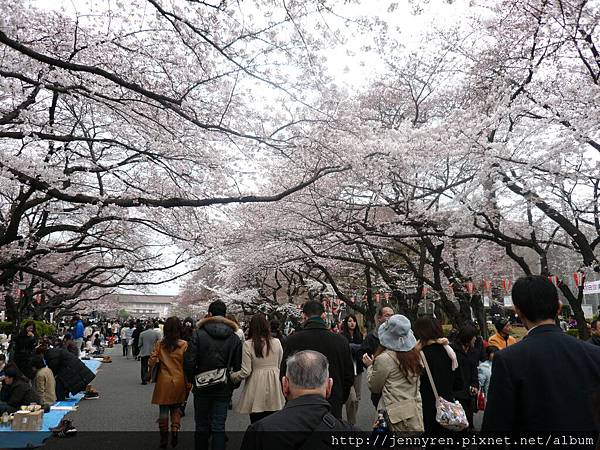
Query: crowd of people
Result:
<box><xmin>136</xmin><ymin>275</ymin><xmax>600</xmax><ymax>450</ymax></box>
<box><xmin>2</xmin><ymin>274</ymin><xmax>600</xmax><ymax>449</ymax></box>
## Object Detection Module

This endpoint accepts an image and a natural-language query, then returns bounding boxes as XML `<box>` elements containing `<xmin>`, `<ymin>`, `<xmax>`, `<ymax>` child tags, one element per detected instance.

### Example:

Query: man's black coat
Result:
<box><xmin>240</xmin><ymin>394</ymin><xmax>355</xmax><ymax>450</ymax></box>
<box><xmin>482</xmin><ymin>324</ymin><xmax>600</xmax><ymax>433</ymax></box>
<box><xmin>280</xmin><ymin>318</ymin><xmax>354</xmax><ymax>419</ymax></box>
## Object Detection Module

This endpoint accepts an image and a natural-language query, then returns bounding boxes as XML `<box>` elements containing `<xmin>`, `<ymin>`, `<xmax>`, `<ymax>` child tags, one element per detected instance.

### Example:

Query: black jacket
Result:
<box><xmin>281</xmin><ymin>318</ymin><xmax>354</xmax><ymax>419</ymax></box>
<box><xmin>482</xmin><ymin>325</ymin><xmax>600</xmax><ymax>433</ymax></box>
<box><xmin>358</xmin><ymin>329</ymin><xmax>381</xmax><ymax>407</ymax></box>
<box><xmin>6</xmin><ymin>377</ymin><xmax>40</xmax><ymax>409</ymax></box>
<box><xmin>240</xmin><ymin>394</ymin><xmax>355</xmax><ymax>450</ymax></box>
<box><xmin>45</xmin><ymin>347</ymin><xmax>95</xmax><ymax>394</ymax></box>
<box><xmin>451</xmin><ymin>342</ymin><xmax>478</xmax><ymax>402</ymax></box>
<box><xmin>342</xmin><ymin>330</ymin><xmax>364</xmax><ymax>375</ymax></box>
<box><xmin>420</xmin><ymin>343</ymin><xmax>464</xmax><ymax>435</ymax></box>
<box><xmin>14</xmin><ymin>333</ymin><xmax>36</xmax><ymax>378</ymax></box>
<box><xmin>183</xmin><ymin>316</ymin><xmax>242</xmax><ymax>399</ymax></box>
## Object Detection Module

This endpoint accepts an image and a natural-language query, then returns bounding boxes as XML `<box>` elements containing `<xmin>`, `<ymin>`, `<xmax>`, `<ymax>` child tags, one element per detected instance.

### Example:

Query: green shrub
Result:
<box><xmin>0</xmin><ymin>320</ymin><xmax>55</xmax><ymax>337</ymax></box>
<box><xmin>566</xmin><ymin>329</ymin><xmax>579</xmax><ymax>338</ymax></box>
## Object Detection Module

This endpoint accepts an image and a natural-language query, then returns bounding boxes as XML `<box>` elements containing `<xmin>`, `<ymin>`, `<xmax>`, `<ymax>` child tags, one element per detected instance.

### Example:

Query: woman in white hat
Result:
<box><xmin>362</xmin><ymin>314</ymin><xmax>423</xmax><ymax>434</ymax></box>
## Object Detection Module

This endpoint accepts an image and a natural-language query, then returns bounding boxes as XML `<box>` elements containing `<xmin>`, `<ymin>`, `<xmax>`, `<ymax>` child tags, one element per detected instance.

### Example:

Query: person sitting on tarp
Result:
<box><xmin>0</xmin><ymin>365</ymin><xmax>40</xmax><ymax>414</ymax></box>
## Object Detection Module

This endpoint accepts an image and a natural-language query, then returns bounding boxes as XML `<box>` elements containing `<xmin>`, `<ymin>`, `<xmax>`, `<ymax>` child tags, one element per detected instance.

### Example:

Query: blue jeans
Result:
<box><xmin>193</xmin><ymin>395</ymin><xmax>229</xmax><ymax>450</ymax></box>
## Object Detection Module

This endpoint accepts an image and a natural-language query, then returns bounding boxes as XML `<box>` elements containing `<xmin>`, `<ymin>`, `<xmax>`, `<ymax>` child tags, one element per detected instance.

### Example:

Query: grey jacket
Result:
<box><xmin>138</xmin><ymin>329</ymin><xmax>161</xmax><ymax>357</ymax></box>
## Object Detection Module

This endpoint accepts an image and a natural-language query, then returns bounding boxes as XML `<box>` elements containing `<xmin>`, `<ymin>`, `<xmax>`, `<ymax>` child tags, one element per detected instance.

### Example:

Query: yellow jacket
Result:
<box><xmin>488</xmin><ymin>333</ymin><xmax>517</xmax><ymax>350</ymax></box>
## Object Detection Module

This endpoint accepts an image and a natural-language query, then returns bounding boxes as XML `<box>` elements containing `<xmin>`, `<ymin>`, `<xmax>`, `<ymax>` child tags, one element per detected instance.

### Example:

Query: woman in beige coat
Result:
<box><xmin>230</xmin><ymin>314</ymin><xmax>285</xmax><ymax>423</ymax></box>
<box><xmin>149</xmin><ymin>317</ymin><xmax>190</xmax><ymax>448</ymax></box>
<box><xmin>363</xmin><ymin>314</ymin><xmax>424</xmax><ymax>434</ymax></box>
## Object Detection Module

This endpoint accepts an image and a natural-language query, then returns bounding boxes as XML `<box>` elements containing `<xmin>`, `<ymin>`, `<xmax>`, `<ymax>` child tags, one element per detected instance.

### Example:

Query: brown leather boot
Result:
<box><xmin>158</xmin><ymin>418</ymin><xmax>169</xmax><ymax>448</ymax></box>
<box><xmin>170</xmin><ymin>408</ymin><xmax>182</xmax><ymax>448</ymax></box>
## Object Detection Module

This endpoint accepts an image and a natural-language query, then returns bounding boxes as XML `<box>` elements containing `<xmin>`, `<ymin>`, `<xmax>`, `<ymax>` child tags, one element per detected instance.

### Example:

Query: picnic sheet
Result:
<box><xmin>0</xmin><ymin>359</ymin><xmax>101</xmax><ymax>449</ymax></box>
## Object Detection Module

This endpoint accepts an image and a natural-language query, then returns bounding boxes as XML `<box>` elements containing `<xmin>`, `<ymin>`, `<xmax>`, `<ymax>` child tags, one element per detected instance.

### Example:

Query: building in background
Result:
<box><xmin>105</xmin><ymin>294</ymin><xmax>176</xmax><ymax>318</ymax></box>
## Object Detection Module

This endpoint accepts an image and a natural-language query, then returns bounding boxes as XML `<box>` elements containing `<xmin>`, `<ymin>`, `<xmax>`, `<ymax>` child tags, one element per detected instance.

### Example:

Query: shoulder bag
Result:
<box><xmin>420</xmin><ymin>351</ymin><xmax>469</xmax><ymax>431</ymax></box>
<box><xmin>194</xmin><ymin>337</ymin><xmax>235</xmax><ymax>389</ymax></box>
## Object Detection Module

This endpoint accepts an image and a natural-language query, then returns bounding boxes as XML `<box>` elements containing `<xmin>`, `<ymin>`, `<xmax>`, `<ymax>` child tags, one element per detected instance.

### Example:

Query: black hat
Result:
<box><xmin>495</xmin><ymin>318</ymin><xmax>509</xmax><ymax>333</ymax></box>
<box><xmin>5</xmin><ymin>366</ymin><xmax>21</xmax><ymax>378</ymax></box>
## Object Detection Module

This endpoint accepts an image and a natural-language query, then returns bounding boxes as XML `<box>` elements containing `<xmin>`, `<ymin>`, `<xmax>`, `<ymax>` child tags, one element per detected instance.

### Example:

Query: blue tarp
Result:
<box><xmin>0</xmin><ymin>360</ymin><xmax>101</xmax><ymax>449</ymax></box>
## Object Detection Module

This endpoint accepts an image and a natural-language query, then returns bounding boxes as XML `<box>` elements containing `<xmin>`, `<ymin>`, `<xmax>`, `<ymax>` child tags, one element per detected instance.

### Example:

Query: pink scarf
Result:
<box><xmin>420</xmin><ymin>338</ymin><xmax>458</xmax><ymax>371</ymax></box>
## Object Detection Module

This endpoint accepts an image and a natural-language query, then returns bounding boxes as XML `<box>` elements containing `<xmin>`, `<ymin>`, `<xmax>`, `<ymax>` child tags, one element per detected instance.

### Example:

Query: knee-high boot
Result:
<box><xmin>170</xmin><ymin>408</ymin><xmax>182</xmax><ymax>447</ymax></box>
<box><xmin>158</xmin><ymin>418</ymin><xmax>169</xmax><ymax>448</ymax></box>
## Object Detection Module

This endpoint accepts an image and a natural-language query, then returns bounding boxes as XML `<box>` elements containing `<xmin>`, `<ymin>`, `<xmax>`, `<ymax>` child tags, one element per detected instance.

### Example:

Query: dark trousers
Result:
<box><xmin>55</xmin><ymin>378</ymin><xmax>67</xmax><ymax>401</ymax></box>
<box><xmin>249</xmin><ymin>411</ymin><xmax>274</xmax><ymax>424</ymax></box>
<box><xmin>122</xmin><ymin>343</ymin><xmax>129</xmax><ymax>357</ymax></box>
<box><xmin>140</xmin><ymin>356</ymin><xmax>150</xmax><ymax>382</ymax></box>
<box><xmin>194</xmin><ymin>395</ymin><xmax>229</xmax><ymax>450</ymax></box>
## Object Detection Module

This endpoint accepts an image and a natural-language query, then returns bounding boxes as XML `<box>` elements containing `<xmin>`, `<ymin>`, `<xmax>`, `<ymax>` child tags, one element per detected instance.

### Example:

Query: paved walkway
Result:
<box><xmin>42</xmin><ymin>345</ymin><xmax>377</xmax><ymax>449</ymax></box>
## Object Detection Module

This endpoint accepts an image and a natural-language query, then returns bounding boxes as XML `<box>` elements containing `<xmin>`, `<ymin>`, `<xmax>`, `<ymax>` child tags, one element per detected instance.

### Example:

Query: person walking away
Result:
<box><xmin>139</xmin><ymin>322</ymin><xmax>161</xmax><ymax>385</ymax></box>
<box><xmin>413</xmin><ymin>317</ymin><xmax>463</xmax><ymax>437</ymax></box>
<box><xmin>131</xmin><ymin>321</ymin><xmax>143</xmax><ymax>360</ymax></box>
<box><xmin>182</xmin><ymin>318</ymin><xmax>195</xmax><ymax>342</ymax></box>
<box><xmin>240</xmin><ymin>350</ymin><xmax>355</xmax><ymax>450</ymax></box>
<box><xmin>149</xmin><ymin>317</ymin><xmax>190</xmax><ymax>448</ymax></box>
<box><xmin>362</xmin><ymin>314</ymin><xmax>424</xmax><ymax>434</ymax></box>
<box><xmin>184</xmin><ymin>300</ymin><xmax>242</xmax><ymax>450</ymax></box>
<box><xmin>358</xmin><ymin>306</ymin><xmax>394</xmax><ymax>408</ymax></box>
<box><xmin>72</xmin><ymin>315</ymin><xmax>85</xmax><ymax>354</ymax></box>
<box><xmin>482</xmin><ymin>275</ymin><xmax>600</xmax><ymax>447</ymax></box>
<box><xmin>477</xmin><ymin>346</ymin><xmax>498</xmax><ymax>398</ymax></box>
<box><xmin>488</xmin><ymin>318</ymin><xmax>516</xmax><ymax>350</ymax></box>
<box><xmin>30</xmin><ymin>355</ymin><xmax>56</xmax><ymax>406</ymax></box>
<box><xmin>0</xmin><ymin>366</ymin><xmax>40</xmax><ymax>414</ymax></box>
<box><xmin>112</xmin><ymin>321</ymin><xmax>121</xmax><ymax>344</ymax></box>
<box><xmin>450</xmin><ymin>325</ymin><xmax>479</xmax><ymax>431</ymax></box>
<box><xmin>230</xmin><ymin>314</ymin><xmax>285</xmax><ymax>423</ymax></box>
<box><xmin>280</xmin><ymin>301</ymin><xmax>354</xmax><ymax>419</ymax></box>
<box><xmin>588</xmin><ymin>319</ymin><xmax>600</xmax><ymax>347</ymax></box>
<box><xmin>340</xmin><ymin>314</ymin><xmax>364</xmax><ymax>425</ymax></box>
<box><xmin>14</xmin><ymin>320</ymin><xmax>37</xmax><ymax>379</ymax></box>
<box><xmin>121</xmin><ymin>322</ymin><xmax>132</xmax><ymax>358</ymax></box>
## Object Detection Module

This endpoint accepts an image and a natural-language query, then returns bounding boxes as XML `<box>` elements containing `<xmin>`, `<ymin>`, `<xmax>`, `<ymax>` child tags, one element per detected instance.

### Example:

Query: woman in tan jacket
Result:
<box><xmin>230</xmin><ymin>313</ymin><xmax>285</xmax><ymax>423</ymax></box>
<box><xmin>363</xmin><ymin>314</ymin><xmax>424</xmax><ymax>434</ymax></box>
<box><xmin>149</xmin><ymin>317</ymin><xmax>190</xmax><ymax>448</ymax></box>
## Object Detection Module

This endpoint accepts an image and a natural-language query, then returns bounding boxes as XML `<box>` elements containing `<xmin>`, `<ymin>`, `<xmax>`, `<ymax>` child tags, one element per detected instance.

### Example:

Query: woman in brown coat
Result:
<box><xmin>149</xmin><ymin>317</ymin><xmax>190</xmax><ymax>448</ymax></box>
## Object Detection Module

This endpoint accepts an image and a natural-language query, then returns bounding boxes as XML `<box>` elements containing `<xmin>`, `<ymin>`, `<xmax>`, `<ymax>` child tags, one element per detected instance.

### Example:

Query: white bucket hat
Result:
<box><xmin>378</xmin><ymin>314</ymin><xmax>417</xmax><ymax>352</ymax></box>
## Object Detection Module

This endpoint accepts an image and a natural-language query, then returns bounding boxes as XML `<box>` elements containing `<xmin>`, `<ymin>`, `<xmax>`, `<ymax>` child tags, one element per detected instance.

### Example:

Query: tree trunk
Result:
<box><xmin>558</xmin><ymin>283</ymin><xmax>589</xmax><ymax>340</ymax></box>
<box><xmin>471</xmin><ymin>294</ymin><xmax>488</xmax><ymax>339</ymax></box>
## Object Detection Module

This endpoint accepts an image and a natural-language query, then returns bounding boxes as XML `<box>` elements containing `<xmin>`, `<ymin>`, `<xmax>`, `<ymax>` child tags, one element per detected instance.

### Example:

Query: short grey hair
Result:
<box><xmin>286</xmin><ymin>350</ymin><xmax>329</xmax><ymax>388</ymax></box>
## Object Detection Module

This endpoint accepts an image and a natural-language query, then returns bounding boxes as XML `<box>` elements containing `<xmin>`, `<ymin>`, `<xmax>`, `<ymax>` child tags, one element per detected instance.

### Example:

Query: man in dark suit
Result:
<box><xmin>241</xmin><ymin>350</ymin><xmax>355</xmax><ymax>450</ymax></box>
<box><xmin>482</xmin><ymin>275</ymin><xmax>600</xmax><ymax>442</ymax></box>
<box><xmin>280</xmin><ymin>301</ymin><xmax>354</xmax><ymax>419</ymax></box>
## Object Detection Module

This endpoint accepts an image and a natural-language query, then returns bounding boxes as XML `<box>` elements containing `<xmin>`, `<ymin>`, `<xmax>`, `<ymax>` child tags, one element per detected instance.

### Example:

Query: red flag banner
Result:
<box><xmin>375</xmin><ymin>292</ymin><xmax>381</xmax><ymax>303</ymax></box>
<box><xmin>384</xmin><ymin>292</ymin><xmax>390</xmax><ymax>301</ymax></box>
<box><xmin>573</xmin><ymin>272</ymin><xmax>585</xmax><ymax>287</ymax></box>
<box><xmin>484</xmin><ymin>279</ymin><xmax>492</xmax><ymax>291</ymax></box>
<box><xmin>422</xmin><ymin>287</ymin><xmax>429</xmax><ymax>298</ymax></box>
<box><xmin>502</xmin><ymin>279</ymin><xmax>511</xmax><ymax>293</ymax></box>
<box><xmin>548</xmin><ymin>275</ymin><xmax>558</xmax><ymax>286</ymax></box>
<box><xmin>465</xmin><ymin>282</ymin><xmax>475</xmax><ymax>295</ymax></box>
